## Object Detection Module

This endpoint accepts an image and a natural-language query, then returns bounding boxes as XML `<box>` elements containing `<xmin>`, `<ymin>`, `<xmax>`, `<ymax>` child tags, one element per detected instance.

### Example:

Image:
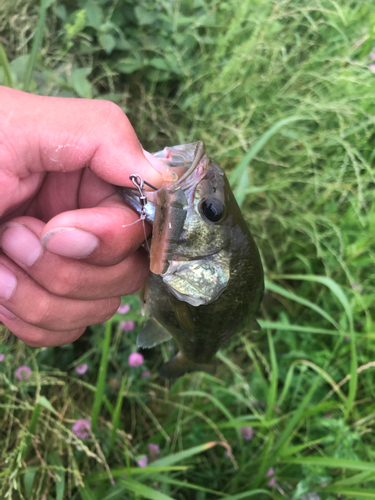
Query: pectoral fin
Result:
<box><xmin>137</xmin><ymin>317</ymin><xmax>172</xmax><ymax>348</ymax></box>
<box><xmin>169</xmin><ymin>297</ymin><xmax>195</xmax><ymax>342</ymax></box>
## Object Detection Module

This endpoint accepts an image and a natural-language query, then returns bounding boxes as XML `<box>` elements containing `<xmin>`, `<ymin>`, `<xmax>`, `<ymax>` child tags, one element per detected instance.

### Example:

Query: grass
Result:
<box><xmin>1</xmin><ymin>0</ymin><xmax>375</xmax><ymax>498</ymax></box>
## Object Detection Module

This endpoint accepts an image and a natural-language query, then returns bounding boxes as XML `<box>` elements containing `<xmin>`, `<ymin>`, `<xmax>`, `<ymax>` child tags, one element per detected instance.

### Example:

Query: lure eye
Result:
<box><xmin>200</xmin><ymin>198</ymin><xmax>225</xmax><ymax>223</ymax></box>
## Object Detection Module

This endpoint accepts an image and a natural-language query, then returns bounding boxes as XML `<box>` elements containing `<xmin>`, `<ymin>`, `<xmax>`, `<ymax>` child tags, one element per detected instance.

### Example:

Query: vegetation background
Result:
<box><xmin>1</xmin><ymin>0</ymin><xmax>375</xmax><ymax>498</ymax></box>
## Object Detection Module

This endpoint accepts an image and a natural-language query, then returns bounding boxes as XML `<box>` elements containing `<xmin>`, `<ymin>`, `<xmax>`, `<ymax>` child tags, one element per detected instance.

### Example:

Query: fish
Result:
<box><xmin>117</xmin><ymin>141</ymin><xmax>264</xmax><ymax>379</ymax></box>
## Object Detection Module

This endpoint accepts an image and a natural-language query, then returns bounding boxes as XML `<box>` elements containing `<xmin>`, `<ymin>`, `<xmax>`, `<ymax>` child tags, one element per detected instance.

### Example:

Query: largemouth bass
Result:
<box><xmin>117</xmin><ymin>142</ymin><xmax>264</xmax><ymax>379</ymax></box>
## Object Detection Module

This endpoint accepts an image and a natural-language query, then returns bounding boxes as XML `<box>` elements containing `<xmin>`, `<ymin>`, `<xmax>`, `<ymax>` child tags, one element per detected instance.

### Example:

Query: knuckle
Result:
<box><xmin>15</xmin><ymin>327</ymin><xmax>86</xmax><ymax>347</ymax></box>
<box><xmin>21</xmin><ymin>297</ymin><xmax>51</xmax><ymax>326</ymax></box>
<box><xmin>21</xmin><ymin>336</ymin><xmax>45</xmax><ymax>347</ymax></box>
<box><xmin>94</xmin><ymin>297</ymin><xmax>121</xmax><ymax>324</ymax></box>
<box><xmin>44</xmin><ymin>270</ymin><xmax>79</xmax><ymax>297</ymax></box>
<box><xmin>100</xmin><ymin>100</ymin><xmax>126</xmax><ymax>126</ymax></box>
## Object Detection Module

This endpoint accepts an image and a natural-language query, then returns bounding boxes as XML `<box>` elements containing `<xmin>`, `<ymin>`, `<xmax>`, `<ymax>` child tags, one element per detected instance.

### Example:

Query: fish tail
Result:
<box><xmin>158</xmin><ymin>352</ymin><xmax>216</xmax><ymax>380</ymax></box>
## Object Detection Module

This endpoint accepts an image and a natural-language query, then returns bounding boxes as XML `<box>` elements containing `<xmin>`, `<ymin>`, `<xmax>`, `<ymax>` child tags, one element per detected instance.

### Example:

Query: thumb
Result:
<box><xmin>1</xmin><ymin>87</ymin><xmax>163</xmax><ymax>189</ymax></box>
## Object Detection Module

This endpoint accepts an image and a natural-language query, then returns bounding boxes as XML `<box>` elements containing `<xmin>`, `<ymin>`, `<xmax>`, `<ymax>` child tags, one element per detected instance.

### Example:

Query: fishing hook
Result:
<box><xmin>129</xmin><ymin>174</ymin><xmax>147</xmax><ymax>220</ymax></box>
<box><xmin>129</xmin><ymin>174</ymin><xmax>158</xmax><ymax>220</ymax></box>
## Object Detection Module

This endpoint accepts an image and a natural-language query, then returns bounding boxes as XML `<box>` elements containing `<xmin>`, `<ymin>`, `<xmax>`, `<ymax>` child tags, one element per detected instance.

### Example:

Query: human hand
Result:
<box><xmin>0</xmin><ymin>86</ymin><xmax>163</xmax><ymax>347</ymax></box>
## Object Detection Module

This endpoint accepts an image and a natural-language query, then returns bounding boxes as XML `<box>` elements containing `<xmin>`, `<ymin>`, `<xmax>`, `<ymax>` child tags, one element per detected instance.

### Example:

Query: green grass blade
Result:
<box><xmin>84</xmin><ymin>467</ymin><xmax>188</xmax><ymax>484</ymax></box>
<box><xmin>282</xmin><ymin>456</ymin><xmax>375</xmax><ymax>471</ymax></box>
<box><xmin>91</xmin><ymin>320</ymin><xmax>112</xmax><ymax>432</ymax></box>
<box><xmin>151</xmin><ymin>475</ymin><xmax>226</xmax><ymax>496</ymax></box>
<box><xmin>117</xmin><ymin>478</ymin><xmax>176</xmax><ymax>500</ymax></box>
<box><xmin>23</xmin><ymin>401</ymin><xmax>41</xmax><ymax>457</ymax></box>
<box><xmin>37</xmin><ymin>395</ymin><xmax>59</xmax><ymax>415</ymax></box>
<box><xmin>180</xmin><ymin>390</ymin><xmax>235</xmax><ymax>423</ymax></box>
<box><xmin>321</xmin><ymin>488</ymin><xmax>375</xmax><ymax>498</ymax></box>
<box><xmin>78</xmin><ymin>485</ymin><xmax>96</xmax><ymax>500</ymax></box>
<box><xmin>152</xmin><ymin>442</ymin><xmax>227</xmax><ymax>467</ymax></box>
<box><xmin>28</xmin><ymin>402</ymin><xmax>41</xmax><ymax>435</ymax></box>
<box><xmin>347</xmin><ymin>331</ymin><xmax>358</xmax><ymax>418</ymax></box>
<box><xmin>279</xmin><ymin>437</ymin><xmax>327</xmax><ymax>457</ymax></box>
<box><xmin>48</xmin><ymin>451</ymin><xmax>65</xmax><ymax>500</ymax></box>
<box><xmin>108</xmin><ymin>375</ymin><xmax>127</xmax><ymax>454</ymax></box>
<box><xmin>229</xmin><ymin>116</ymin><xmax>309</xmax><ymax>206</ymax></box>
<box><xmin>76</xmin><ymin>380</ymin><xmax>114</xmax><ymax>416</ymax></box>
<box><xmin>23</xmin><ymin>0</ymin><xmax>49</xmax><ymax>91</ymax></box>
<box><xmin>224</xmin><ymin>491</ymin><xmax>274</xmax><ymax>500</ymax></box>
<box><xmin>0</xmin><ymin>43</ymin><xmax>13</xmax><ymax>87</ymax></box>
<box><xmin>229</xmin><ymin>116</ymin><xmax>308</xmax><ymax>184</ymax></box>
<box><xmin>102</xmin><ymin>486</ymin><xmax>139</xmax><ymax>500</ymax></box>
<box><xmin>265</xmin><ymin>329</ymin><xmax>278</xmax><ymax>421</ymax></box>
<box><xmin>275</xmin><ymin>274</ymin><xmax>357</xmax><ymax>417</ymax></box>
<box><xmin>179</xmin><ymin>389</ymin><xmax>241</xmax><ymax>440</ymax></box>
<box><xmin>254</xmin><ymin>432</ymin><xmax>274</xmax><ymax>487</ymax></box>
<box><xmin>297</xmin><ymin>359</ymin><xmax>347</xmax><ymax>404</ymax></box>
<box><xmin>273</xmin><ymin>377</ymin><xmax>321</xmax><ymax>455</ymax></box>
<box><xmin>23</xmin><ymin>467</ymin><xmax>37</xmax><ymax>498</ymax></box>
<box><xmin>331</xmin><ymin>470</ymin><xmax>375</xmax><ymax>487</ymax></box>
<box><xmin>258</xmin><ymin>321</ymin><xmax>352</xmax><ymax>337</ymax></box>
<box><xmin>275</xmin><ymin>275</ymin><xmax>353</xmax><ymax>328</ymax></box>
<box><xmin>265</xmin><ymin>280</ymin><xmax>339</xmax><ymax>329</ymax></box>
<box><xmin>277</xmin><ymin>363</ymin><xmax>296</xmax><ymax>408</ymax></box>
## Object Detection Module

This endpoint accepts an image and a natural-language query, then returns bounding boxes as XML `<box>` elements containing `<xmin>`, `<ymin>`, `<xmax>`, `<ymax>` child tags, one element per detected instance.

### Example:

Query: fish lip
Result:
<box><xmin>151</xmin><ymin>141</ymin><xmax>207</xmax><ymax>187</ymax></box>
<box><xmin>175</xmin><ymin>141</ymin><xmax>205</xmax><ymax>185</ymax></box>
<box><xmin>164</xmin><ymin>251</ymin><xmax>220</xmax><ymax>263</ymax></box>
<box><xmin>116</xmin><ymin>142</ymin><xmax>208</xmax><ymax>224</ymax></box>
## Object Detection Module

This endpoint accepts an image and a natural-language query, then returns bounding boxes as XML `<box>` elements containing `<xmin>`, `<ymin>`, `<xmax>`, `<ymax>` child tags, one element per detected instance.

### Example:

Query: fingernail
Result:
<box><xmin>0</xmin><ymin>305</ymin><xmax>16</xmax><ymax>319</ymax></box>
<box><xmin>1</xmin><ymin>223</ymin><xmax>42</xmax><ymax>266</ymax></box>
<box><xmin>0</xmin><ymin>265</ymin><xmax>17</xmax><ymax>300</ymax></box>
<box><xmin>42</xmin><ymin>228</ymin><xmax>99</xmax><ymax>259</ymax></box>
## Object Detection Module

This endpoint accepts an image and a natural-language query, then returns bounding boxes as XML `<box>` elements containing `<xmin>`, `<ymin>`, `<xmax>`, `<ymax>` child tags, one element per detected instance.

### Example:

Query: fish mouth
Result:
<box><xmin>175</xmin><ymin>141</ymin><xmax>205</xmax><ymax>185</ymax></box>
<box><xmin>116</xmin><ymin>142</ymin><xmax>208</xmax><ymax>224</ymax></box>
<box><xmin>151</xmin><ymin>141</ymin><xmax>207</xmax><ymax>188</ymax></box>
<box><xmin>153</xmin><ymin>141</ymin><xmax>203</xmax><ymax>168</ymax></box>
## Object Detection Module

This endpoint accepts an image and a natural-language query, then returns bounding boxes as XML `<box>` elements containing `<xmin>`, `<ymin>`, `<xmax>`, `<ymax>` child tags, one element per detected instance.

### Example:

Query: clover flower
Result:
<box><xmin>75</xmin><ymin>363</ymin><xmax>88</xmax><ymax>375</ymax></box>
<box><xmin>0</xmin><ymin>353</ymin><xmax>4</xmax><ymax>362</ymax></box>
<box><xmin>15</xmin><ymin>365</ymin><xmax>31</xmax><ymax>380</ymax></box>
<box><xmin>121</xmin><ymin>320</ymin><xmax>135</xmax><ymax>331</ymax></box>
<box><xmin>148</xmin><ymin>443</ymin><xmax>160</xmax><ymax>460</ymax></box>
<box><xmin>141</xmin><ymin>370</ymin><xmax>151</xmax><ymax>378</ymax></box>
<box><xmin>137</xmin><ymin>455</ymin><xmax>148</xmax><ymax>468</ymax></box>
<box><xmin>266</xmin><ymin>467</ymin><xmax>275</xmax><ymax>487</ymax></box>
<box><xmin>240</xmin><ymin>426</ymin><xmax>253</xmax><ymax>441</ymax></box>
<box><xmin>117</xmin><ymin>303</ymin><xmax>130</xmax><ymax>314</ymax></box>
<box><xmin>128</xmin><ymin>352</ymin><xmax>144</xmax><ymax>367</ymax></box>
<box><xmin>72</xmin><ymin>419</ymin><xmax>91</xmax><ymax>439</ymax></box>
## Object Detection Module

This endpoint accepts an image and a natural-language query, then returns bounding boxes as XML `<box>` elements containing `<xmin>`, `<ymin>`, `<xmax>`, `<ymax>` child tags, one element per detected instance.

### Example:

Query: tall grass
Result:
<box><xmin>1</xmin><ymin>0</ymin><xmax>375</xmax><ymax>498</ymax></box>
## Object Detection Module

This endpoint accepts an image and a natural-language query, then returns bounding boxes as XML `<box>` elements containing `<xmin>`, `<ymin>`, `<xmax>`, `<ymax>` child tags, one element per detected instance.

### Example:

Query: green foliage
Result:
<box><xmin>1</xmin><ymin>0</ymin><xmax>375</xmax><ymax>498</ymax></box>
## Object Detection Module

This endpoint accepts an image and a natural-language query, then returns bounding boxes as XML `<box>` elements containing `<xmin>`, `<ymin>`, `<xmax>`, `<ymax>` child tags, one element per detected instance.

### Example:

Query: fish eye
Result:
<box><xmin>200</xmin><ymin>198</ymin><xmax>225</xmax><ymax>223</ymax></box>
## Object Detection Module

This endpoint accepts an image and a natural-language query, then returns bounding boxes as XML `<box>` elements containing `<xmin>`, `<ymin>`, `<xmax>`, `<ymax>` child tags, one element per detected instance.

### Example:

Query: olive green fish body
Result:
<box><xmin>118</xmin><ymin>142</ymin><xmax>264</xmax><ymax>379</ymax></box>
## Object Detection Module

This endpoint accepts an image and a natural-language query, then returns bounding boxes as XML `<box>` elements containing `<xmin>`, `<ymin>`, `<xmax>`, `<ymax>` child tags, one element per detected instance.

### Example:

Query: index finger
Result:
<box><xmin>0</xmin><ymin>86</ymin><xmax>164</xmax><ymax>188</ymax></box>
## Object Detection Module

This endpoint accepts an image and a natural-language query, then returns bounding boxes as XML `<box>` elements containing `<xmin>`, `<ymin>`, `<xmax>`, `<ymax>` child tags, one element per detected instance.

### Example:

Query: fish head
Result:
<box><xmin>117</xmin><ymin>141</ymin><xmax>257</xmax><ymax>307</ymax></box>
<box><xmin>151</xmin><ymin>143</ymin><xmax>226</xmax><ymax>264</ymax></box>
<box><xmin>150</xmin><ymin>142</ymin><xmax>246</xmax><ymax>306</ymax></box>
